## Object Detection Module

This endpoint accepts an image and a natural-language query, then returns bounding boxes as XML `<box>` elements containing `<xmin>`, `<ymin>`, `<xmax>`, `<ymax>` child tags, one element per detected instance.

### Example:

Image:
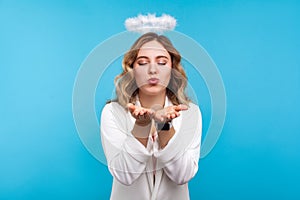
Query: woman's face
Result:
<box><xmin>133</xmin><ymin>40</ymin><xmax>172</xmax><ymax>96</ymax></box>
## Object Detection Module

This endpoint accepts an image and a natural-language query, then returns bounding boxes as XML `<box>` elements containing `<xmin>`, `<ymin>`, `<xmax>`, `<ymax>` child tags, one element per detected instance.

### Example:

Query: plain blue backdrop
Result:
<box><xmin>1</xmin><ymin>0</ymin><xmax>299</xmax><ymax>199</ymax></box>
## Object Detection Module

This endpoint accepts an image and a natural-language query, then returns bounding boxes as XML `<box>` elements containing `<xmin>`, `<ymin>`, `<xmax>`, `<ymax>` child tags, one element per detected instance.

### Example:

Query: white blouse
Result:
<box><xmin>101</xmin><ymin>98</ymin><xmax>202</xmax><ymax>200</ymax></box>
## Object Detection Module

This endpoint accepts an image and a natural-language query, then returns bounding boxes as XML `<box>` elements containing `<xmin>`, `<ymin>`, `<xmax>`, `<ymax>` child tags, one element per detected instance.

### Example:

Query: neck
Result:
<box><xmin>138</xmin><ymin>91</ymin><xmax>166</xmax><ymax>109</ymax></box>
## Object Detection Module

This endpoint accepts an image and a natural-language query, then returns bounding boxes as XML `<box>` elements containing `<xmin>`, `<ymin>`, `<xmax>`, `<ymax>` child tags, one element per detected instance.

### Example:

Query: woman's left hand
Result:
<box><xmin>152</xmin><ymin>104</ymin><xmax>188</xmax><ymax>123</ymax></box>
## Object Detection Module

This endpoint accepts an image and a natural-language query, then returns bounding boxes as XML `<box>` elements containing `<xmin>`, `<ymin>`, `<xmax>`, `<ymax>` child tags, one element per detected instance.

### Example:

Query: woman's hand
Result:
<box><xmin>127</xmin><ymin>103</ymin><xmax>154</xmax><ymax>147</ymax></box>
<box><xmin>127</xmin><ymin>103</ymin><xmax>188</xmax><ymax>124</ymax></box>
<box><xmin>127</xmin><ymin>103</ymin><xmax>154</xmax><ymax>126</ymax></box>
<box><xmin>152</xmin><ymin>104</ymin><xmax>188</xmax><ymax>123</ymax></box>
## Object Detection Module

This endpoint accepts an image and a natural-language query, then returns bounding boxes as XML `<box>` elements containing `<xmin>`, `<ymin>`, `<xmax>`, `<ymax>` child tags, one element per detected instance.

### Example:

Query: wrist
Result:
<box><xmin>156</xmin><ymin>121</ymin><xmax>172</xmax><ymax>131</ymax></box>
<box><xmin>135</xmin><ymin>119</ymin><xmax>152</xmax><ymax>126</ymax></box>
<box><xmin>132</xmin><ymin>120</ymin><xmax>152</xmax><ymax>140</ymax></box>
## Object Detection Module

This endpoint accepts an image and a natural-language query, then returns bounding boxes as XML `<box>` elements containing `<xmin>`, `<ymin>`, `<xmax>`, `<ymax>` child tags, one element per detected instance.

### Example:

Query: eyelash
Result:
<box><xmin>137</xmin><ymin>61</ymin><xmax>167</xmax><ymax>66</ymax></box>
<box><xmin>138</xmin><ymin>62</ymin><xmax>147</xmax><ymax>66</ymax></box>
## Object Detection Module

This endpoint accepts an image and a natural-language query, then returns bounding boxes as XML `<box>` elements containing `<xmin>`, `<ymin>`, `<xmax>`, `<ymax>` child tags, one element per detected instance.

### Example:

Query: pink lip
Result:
<box><xmin>148</xmin><ymin>78</ymin><xmax>159</xmax><ymax>85</ymax></box>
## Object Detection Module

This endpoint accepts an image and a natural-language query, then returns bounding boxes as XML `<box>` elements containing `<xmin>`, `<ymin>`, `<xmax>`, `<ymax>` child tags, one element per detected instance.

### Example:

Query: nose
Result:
<box><xmin>148</xmin><ymin>63</ymin><xmax>157</xmax><ymax>74</ymax></box>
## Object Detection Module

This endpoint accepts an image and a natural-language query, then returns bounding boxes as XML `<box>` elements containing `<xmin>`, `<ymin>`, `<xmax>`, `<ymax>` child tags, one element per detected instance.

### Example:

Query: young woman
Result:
<box><xmin>101</xmin><ymin>32</ymin><xmax>202</xmax><ymax>200</ymax></box>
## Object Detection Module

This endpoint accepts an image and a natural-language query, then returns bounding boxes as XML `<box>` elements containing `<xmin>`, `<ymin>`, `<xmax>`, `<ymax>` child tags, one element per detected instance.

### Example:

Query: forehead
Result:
<box><xmin>137</xmin><ymin>40</ymin><xmax>170</xmax><ymax>57</ymax></box>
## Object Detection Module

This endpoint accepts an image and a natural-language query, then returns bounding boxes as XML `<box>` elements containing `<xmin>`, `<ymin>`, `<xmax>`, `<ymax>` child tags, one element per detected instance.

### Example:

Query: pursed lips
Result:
<box><xmin>148</xmin><ymin>78</ymin><xmax>159</xmax><ymax>85</ymax></box>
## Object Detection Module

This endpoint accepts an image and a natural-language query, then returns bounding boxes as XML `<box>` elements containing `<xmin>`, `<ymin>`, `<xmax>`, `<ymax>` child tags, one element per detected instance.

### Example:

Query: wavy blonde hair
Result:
<box><xmin>114</xmin><ymin>32</ymin><xmax>190</xmax><ymax>108</ymax></box>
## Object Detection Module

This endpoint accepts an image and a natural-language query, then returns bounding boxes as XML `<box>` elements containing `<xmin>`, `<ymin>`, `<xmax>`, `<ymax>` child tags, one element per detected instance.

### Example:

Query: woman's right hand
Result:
<box><xmin>127</xmin><ymin>103</ymin><xmax>154</xmax><ymax>126</ymax></box>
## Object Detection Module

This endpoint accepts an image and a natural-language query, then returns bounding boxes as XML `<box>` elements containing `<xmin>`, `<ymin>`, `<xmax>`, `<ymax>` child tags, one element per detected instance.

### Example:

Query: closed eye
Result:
<box><xmin>158</xmin><ymin>62</ymin><xmax>167</xmax><ymax>65</ymax></box>
<box><xmin>157</xmin><ymin>58</ymin><xmax>168</xmax><ymax>65</ymax></box>
<box><xmin>137</xmin><ymin>62</ymin><xmax>148</xmax><ymax>66</ymax></box>
<box><xmin>136</xmin><ymin>57</ymin><xmax>149</xmax><ymax>66</ymax></box>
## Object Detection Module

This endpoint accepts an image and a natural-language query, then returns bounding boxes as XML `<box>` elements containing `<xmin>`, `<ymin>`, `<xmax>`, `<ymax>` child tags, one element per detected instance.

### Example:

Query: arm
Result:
<box><xmin>153</xmin><ymin>104</ymin><xmax>188</xmax><ymax>149</ymax></box>
<box><xmin>157</xmin><ymin>127</ymin><xmax>175</xmax><ymax>149</ymax></box>
<box><xmin>127</xmin><ymin>103</ymin><xmax>154</xmax><ymax>147</ymax></box>
<box><xmin>154</xmin><ymin>104</ymin><xmax>202</xmax><ymax>185</ymax></box>
<box><xmin>101</xmin><ymin>103</ymin><xmax>152</xmax><ymax>185</ymax></box>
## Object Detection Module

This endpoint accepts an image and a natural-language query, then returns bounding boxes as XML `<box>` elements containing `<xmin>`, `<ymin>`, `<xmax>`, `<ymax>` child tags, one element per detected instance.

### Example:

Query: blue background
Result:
<box><xmin>1</xmin><ymin>0</ymin><xmax>299</xmax><ymax>199</ymax></box>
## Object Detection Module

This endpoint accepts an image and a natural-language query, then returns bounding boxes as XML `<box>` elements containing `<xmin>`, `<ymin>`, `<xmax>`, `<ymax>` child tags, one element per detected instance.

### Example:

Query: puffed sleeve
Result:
<box><xmin>101</xmin><ymin>102</ymin><xmax>152</xmax><ymax>185</ymax></box>
<box><xmin>154</xmin><ymin>103</ymin><xmax>202</xmax><ymax>185</ymax></box>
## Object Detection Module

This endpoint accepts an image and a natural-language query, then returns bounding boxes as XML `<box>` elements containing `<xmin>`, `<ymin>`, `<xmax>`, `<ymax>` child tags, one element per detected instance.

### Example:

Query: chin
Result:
<box><xmin>140</xmin><ymin>85</ymin><xmax>166</xmax><ymax>96</ymax></box>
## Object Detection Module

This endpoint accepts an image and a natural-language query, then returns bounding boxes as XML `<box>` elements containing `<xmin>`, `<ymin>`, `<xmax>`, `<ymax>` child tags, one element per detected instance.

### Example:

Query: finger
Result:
<box><xmin>171</xmin><ymin>113</ymin><xmax>176</xmax><ymax>118</ymax></box>
<box><xmin>142</xmin><ymin>108</ymin><xmax>152</xmax><ymax>116</ymax></box>
<box><xmin>134</xmin><ymin>110</ymin><xmax>140</xmax><ymax>117</ymax></box>
<box><xmin>148</xmin><ymin>109</ymin><xmax>154</xmax><ymax>115</ymax></box>
<box><xmin>144</xmin><ymin>110</ymin><xmax>154</xmax><ymax>118</ymax></box>
<box><xmin>127</xmin><ymin>103</ymin><xmax>135</xmax><ymax>109</ymax></box>
<box><xmin>174</xmin><ymin>104</ymin><xmax>188</xmax><ymax>111</ymax></box>
<box><xmin>145</xmin><ymin>108</ymin><xmax>154</xmax><ymax>115</ymax></box>
<box><xmin>127</xmin><ymin>103</ymin><xmax>136</xmax><ymax>112</ymax></box>
<box><xmin>139</xmin><ymin>110</ymin><xmax>145</xmax><ymax>115</ymax></box>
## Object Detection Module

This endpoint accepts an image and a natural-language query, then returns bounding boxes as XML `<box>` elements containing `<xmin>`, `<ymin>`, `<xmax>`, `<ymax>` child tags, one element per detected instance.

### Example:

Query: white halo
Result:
<box><xmin>125</xmin><ymin>13</ymin><xmax>177</xmax><ymax>34</ymax></box>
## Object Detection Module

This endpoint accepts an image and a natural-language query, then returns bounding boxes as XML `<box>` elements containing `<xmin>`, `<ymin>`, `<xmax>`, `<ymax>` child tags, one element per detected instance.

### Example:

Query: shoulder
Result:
<box><xmin>188</xmin><ymin>102</ymin><xmax>201</xmax><ymax>112</ymax></box>
<box><xmin>186</xmin><ymin>102</ymin><xmax>202</xmax><ymax>118</ymax></box>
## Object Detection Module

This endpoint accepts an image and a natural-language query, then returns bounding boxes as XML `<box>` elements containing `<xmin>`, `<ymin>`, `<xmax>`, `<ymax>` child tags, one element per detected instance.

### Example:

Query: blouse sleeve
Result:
<box><xmin>154</xmin><ymin>103</ymin><xmax>202</xmax><ymax>185</ymax></box>
<box><xmin>101</xmin><ymin>103</ymin><xmax>152</xmax><ymax>185</ymax></box>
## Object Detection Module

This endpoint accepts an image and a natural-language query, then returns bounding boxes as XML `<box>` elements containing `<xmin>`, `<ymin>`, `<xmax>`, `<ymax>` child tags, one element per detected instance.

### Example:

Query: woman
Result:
<box><xmin>101</xmin><ymin>32</ymin><xmax>202</xmax><ymax>200</ymax></box>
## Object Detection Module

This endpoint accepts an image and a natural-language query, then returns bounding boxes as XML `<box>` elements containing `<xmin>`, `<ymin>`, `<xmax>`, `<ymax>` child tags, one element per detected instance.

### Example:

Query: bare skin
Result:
<box><xmin>128</xmin><ymin>40</ymin><xmax>188</xmax><ymax>148</ymax></box>
<box><xmin>128</xmin><ymin>103</ymin><xmax>188</xmax><ymax>148</ymax></box>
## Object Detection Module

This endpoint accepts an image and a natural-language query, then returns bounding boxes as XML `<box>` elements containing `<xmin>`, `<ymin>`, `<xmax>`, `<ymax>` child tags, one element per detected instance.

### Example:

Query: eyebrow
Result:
<box><xmin>136</xmin><ymin>55</ymin><xmax>169</xmax><ymax>60</ymax></box>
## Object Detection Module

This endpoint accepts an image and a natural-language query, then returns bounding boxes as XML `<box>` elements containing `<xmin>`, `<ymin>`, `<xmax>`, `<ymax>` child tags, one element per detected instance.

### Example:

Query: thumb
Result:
<box><xmin>126</xmin><ymin>103</ymin><xmax>136</xmax><ymax>112</ymax></box>
<box><xmin>175</xmin><ymin>104</ymin><xmax>188</xmax><ymax>111</ymax></box>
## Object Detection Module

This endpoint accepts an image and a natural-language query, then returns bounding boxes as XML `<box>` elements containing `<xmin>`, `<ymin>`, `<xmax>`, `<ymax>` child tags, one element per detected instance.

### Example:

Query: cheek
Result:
<box><xmin>133</xmin><ymin>68</ymin><xmax>147</xmax><ymax>85</ymax></box>
<box><xmin>160</xmin><ymin>67</ymin><xmax>172</xmax><ymax>79</ymax></box>
<box><xmin>158</xmin><ymin>68</ymin><xmax>172</xmax><ymax>87</ymax></box>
